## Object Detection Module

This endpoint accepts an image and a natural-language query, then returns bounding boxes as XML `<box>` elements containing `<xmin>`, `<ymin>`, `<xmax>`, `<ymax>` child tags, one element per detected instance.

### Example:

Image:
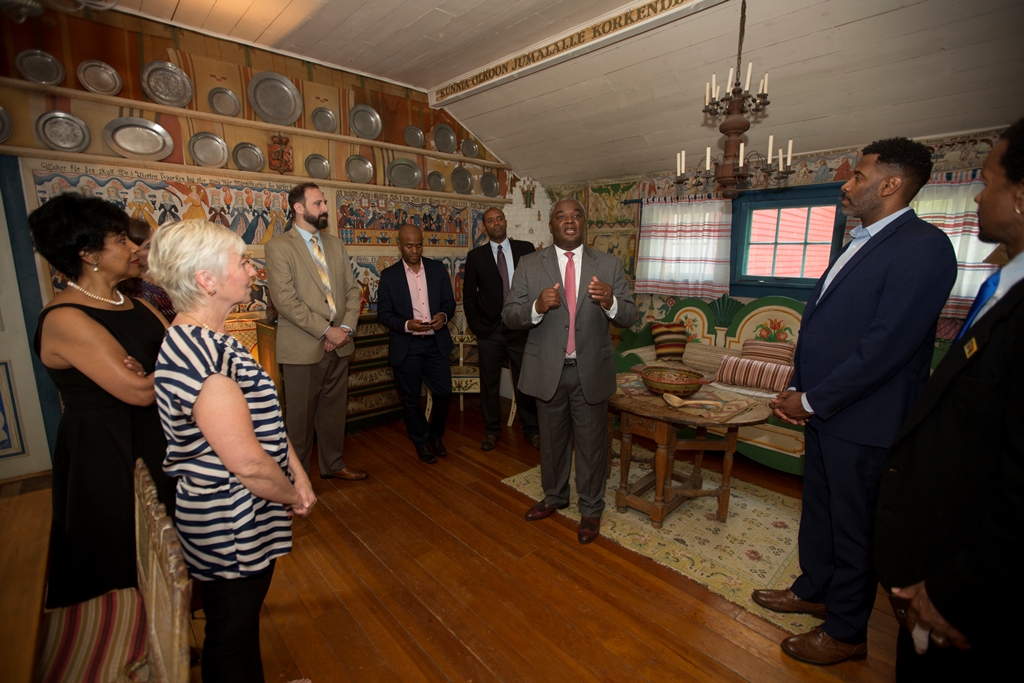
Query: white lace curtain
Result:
<box><xmin>635</xmin><ymin>194</ymin><xmax>732</xmax><ymax>299</ymax></box>
<box><xmin>911</xmin><ymin>170</ymin><xmax>997</xmax><ymax>319</ymax></box>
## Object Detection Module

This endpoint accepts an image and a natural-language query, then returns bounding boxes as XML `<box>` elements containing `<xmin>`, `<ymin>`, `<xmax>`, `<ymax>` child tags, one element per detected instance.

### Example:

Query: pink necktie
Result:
<box><xmin>565</xmin><ymin>252</ymin><xmax>576</xmax><ymax>355</ymax></box>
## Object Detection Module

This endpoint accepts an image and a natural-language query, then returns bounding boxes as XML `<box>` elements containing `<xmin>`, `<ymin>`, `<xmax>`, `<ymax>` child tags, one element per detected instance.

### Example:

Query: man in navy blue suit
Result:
<box><xmin>752</xmin><ymin>138</ymin><xmax>958</xmax><ymax>664</ymax></box>
<box><xmin>377</xmin><ymin>224</ymin><xmax>456</xmax><ymax>464</ymax></box>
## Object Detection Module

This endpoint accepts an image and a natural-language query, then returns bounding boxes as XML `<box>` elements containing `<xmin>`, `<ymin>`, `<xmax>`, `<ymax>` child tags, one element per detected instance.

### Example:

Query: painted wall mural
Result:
<box><xmin>336</xmin><ymin>190</ymin><xmax>480</xmax><ymax>248</ymax></box>
<box><xmin>0</xmin><ymin>362</ymin><xmax>25</xmax><ymax>459</ymax></box>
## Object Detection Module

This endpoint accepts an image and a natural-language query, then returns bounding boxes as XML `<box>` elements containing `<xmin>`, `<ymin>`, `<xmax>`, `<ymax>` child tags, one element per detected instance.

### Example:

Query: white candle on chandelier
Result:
<box><xmin>787</xmin><ymin>139</ymin><xmax>793</xmax><ymax>166</ymax></box>
<box><xmin>764</xmin><ymin>71</ymin><xmax>769</xmax><ymax>94</ymax></box>
<box><xmin>727</xmin><ymin>67</ymin><xmax>734</xmax><ymax>90</ymax></box>
<box><xmin>676</xmin><ymin>152</ymin><xmax>682</xmax><ymax>176</ymax></box>
<box><xmin>778</xmin><ymin>150</ymin><xmax>784</xmax><ymax>171</ymax></box>
<box><xmin>767</xmin><ymin>134</ymin><xmax>774</xmax><ymax>164</ymax></box>
<box><xmin>705</xmin><ymin>82</ymin><xmax>710</xmax><ymax>105</ymax></box>
<box><xmin>758</xmin><ymin>78</ymin><xmax>764</xmax><ymax>95</ymax></box>
<box><xmin>681</xmin><ymin>150</ymin><xmax>685</xmax><ymax>174</ymax></box>
<box><xmin>706</xmin><ymin>147</ymin><xmax>712</xmax><ymax>169</ymax></box>
<box><xmin>712</xmin><ymin>72</ymin><xmax>716</xmax><ymax>97</ymax></box>
<box><xmin>715</xmin><ymin>85</ymin><xmax>721</xmax><ymax>100</ymax></box>
<box><xmin>739</xmin><ymin>142</ymin><xmax>745</xmax><ymax>166</ymax></box>
<box><xmin>745</xmin><ymin>62</ymin><xmax>753</xmax><ymax>91</ymax></box>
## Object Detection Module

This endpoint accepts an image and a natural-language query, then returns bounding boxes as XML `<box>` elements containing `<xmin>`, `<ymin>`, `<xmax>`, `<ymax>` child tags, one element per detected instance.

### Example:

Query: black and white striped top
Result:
<box><xmin>154</xmin><ymin>325</ymin><xmax>292</xmax><ymax>581</ymax></box>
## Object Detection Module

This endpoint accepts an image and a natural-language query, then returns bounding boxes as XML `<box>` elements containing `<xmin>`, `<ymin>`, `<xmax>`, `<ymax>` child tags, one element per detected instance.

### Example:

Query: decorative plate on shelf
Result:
<box><xmin>0</xmin><ymin>106</ymin><xmax>13</xmax><ymax>145</ymax></box>
<box><xmin>188</xmin><ymin>132</ymin><xmax>229</xmax><ymax>168</ymax></box>
<box><xmin>102</xmin><ymin>117</ymin><xmax>173</xmax><ymax>161</ymax></box>
<box><xmin>345</xmin><ymin>155</ymin><xmax>373</xmax><ymax>184</ymax></box>
<box><xmin>311</xmin><ymin>107</ymin><xmax>337</xmax><ymax>133</ymax></box>
<box><xmin>433</xmin><ymin>123</ymin><xmax>457</xmax><ymax>154</ymax></box>
<box><xmin>305</xmin><ymin>154</ymin><xmax>331</xmax><ymax>179</ymax></box>
<box><xmin>427</xmin><ymin>171</ymin><xmax>446</xmax><ymax>193</ymax></box>
<box><xmin>481</xmin><ymin>172</ymin><xmax>499</xmax><ymax>197</ymax></box>
<box><xmin>141</xmin><ymin>61</ymin><xmax>193</xmax><ymax>108</ymax></box>
<box><xmin>348</xmin><ymin>104</ymin><xmax>382</xmax><ymax>140</ymax></box>
<box><xmin>36</xmin><ymin>111</ymin><xmax>90</xmax><ymax>153</ymax></box>
<box><xmin>403</xmin><ymin>125</ymin><xmax>424</xmax><ymax>148</ymax></box>
<box><xmin>232</xmin><ymin>142</ymin><xmax>265</xmax><ymax>172</ymax></box>
<box><xmin>16</xmin><ymin>49</ymin><xmax>64</xmax><ymax>85</ymax></box>
<box><xmin>451</xmin><ymin>166</ymin><xmax>473</xmax><ymax>194</ymax></box>
<box><xmin>207</xmin><ymin>87</ymin><xmax>241</xmax><ymax>117</ymax></box>
<box><xmin>247</xmin><ymin>71</ymin><xmax>302</xmax><ymax>125</ymax></box>
<box><xmin>461</xmin><ymin>138</ymin><xmax>479</xmax><ymax>158</ymax></box>
<box><xmin>77</xmin><ymin>60</ymin><xmax>121</xmax><ymax>95</ymax></box>
<box><xmin>386</xmin><ymin>158</ymin><xmax>422</xmax><ymax>189</ymax></box>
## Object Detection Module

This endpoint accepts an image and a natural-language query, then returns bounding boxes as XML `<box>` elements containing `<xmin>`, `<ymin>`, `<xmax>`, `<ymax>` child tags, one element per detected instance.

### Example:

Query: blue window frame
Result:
<box><xmin>730</xmin><ymin>183</ymin><xmax>848</xmax><ymax>300</ymax></box>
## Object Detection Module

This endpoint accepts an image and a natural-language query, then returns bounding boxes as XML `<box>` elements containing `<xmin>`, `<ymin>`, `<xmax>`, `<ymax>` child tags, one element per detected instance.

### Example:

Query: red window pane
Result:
<box><xmin>778</xmin><ymin>208</ymin><xmax>808</xmax><ymax>242</ymax></box>
<box><xmin>804</xmin><ymin>244</ymin><xmax>832</xmax><ymax>278</ymax></box>
<box><xmin>774</xmin><ymin>244</ymin><xmax>805</xmax><ymax>277</ymax></box>
<box><xmin>750</xmin><ymin>210</ymin><xmax>778</xmax><ymax>243</ymax></box>
<box><xmin>746</xmin><ymin>244</ymin><xmax>776</xmax><ymax>276</ymax></box>
<box><xmin>808</xmin><ymin>206</ymin><xmax>836</xmax><ymax>242</ymax></box>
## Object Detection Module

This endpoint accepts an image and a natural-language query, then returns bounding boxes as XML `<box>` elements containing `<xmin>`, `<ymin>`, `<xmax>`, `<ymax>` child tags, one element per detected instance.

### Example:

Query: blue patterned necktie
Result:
<box><xmin>957</xmin><ymin>270</ymin><xmax>1000</xmax><ymax>339</ymax></box>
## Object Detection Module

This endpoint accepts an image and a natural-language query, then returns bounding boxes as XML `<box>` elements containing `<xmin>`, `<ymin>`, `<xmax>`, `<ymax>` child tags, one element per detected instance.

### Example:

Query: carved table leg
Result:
<box><xmin>616</xmin><ymin>413</ymin><xmax>633</xmax><ymax>512</ymax></box>
<box><xmin>717</xmin><ymin>427</ymin><xmax>739</xmax><ymax>521</ymax></box>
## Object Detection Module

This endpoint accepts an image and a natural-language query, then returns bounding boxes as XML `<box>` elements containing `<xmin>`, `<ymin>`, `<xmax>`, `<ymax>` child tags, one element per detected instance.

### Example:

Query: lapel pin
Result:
<box><xmin>964</xmin><ymin>337</ymin><xmax>978</xmax><ymax>358</ymax></box>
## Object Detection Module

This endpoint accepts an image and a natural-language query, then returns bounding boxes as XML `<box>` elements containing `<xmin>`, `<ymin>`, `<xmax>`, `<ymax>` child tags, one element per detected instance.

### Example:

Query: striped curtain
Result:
<box><xmin>911</xmin><ymin>169</ymin><xmax>996</xmax><ymax>319</ymax></box>
<box><xmin>635</xmin><ymin>194</ymin><xmax>732</xmax><ymax>298</ymax></box>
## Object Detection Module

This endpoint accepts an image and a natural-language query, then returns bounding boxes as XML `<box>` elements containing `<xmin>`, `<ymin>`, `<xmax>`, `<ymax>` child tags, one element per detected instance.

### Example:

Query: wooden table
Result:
<box><xmin>610</xmin><ymin>377</ymin><xmax>771</xmax><ymax>528</ymax></box>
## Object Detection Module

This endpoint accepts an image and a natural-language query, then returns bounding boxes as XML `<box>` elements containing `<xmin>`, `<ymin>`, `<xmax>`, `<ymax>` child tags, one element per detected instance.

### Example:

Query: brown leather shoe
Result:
<box><xmin>322</xmin><ymin>466</ymin><xmax>368</xmax><ymax>481</ymax></box>
<box><xmin>752</xmin><ymin>589</ymin><xmax>827</xmax><ymax>618</ymax></box>
<box><xmin>577</xmin><ymin>516</ymin><xmax>601</xmax><ymax>544</ymax></box>
<box><xmin>481</xmin><ymin>435</ymin><xmax>498</xmax><ymax>451</ymax></box>
<box><xmin>524</xmin><ymin>500</ymin><xmax>568</xmax><ymax>521</ymax></box>
<box><xmin>781</xmin><ymin>627</ymin><xmax>867</xmax><ymax>665</ymax></box>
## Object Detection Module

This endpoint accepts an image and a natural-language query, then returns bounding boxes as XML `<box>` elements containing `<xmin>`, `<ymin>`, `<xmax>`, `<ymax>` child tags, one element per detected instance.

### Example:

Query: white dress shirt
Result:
<box><xmin>296</xmin><ymin>225</ymin><xmax>351</xmax><ymax>337</ymax></box>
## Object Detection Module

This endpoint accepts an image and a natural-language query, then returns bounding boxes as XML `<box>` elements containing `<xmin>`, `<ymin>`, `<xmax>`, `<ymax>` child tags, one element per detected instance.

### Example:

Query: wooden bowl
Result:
<box><xmin>638</xmin><ymin>365</ymin><xmax>709</xmax><ymax>398</ymax></box>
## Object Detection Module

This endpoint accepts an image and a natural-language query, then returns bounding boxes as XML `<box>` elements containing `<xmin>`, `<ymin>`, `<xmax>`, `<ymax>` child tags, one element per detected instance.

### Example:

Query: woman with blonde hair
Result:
<box><xmin>150</xmin><ymin>219</ymin><xmax>314</xmax><ymax>683</ymax></box>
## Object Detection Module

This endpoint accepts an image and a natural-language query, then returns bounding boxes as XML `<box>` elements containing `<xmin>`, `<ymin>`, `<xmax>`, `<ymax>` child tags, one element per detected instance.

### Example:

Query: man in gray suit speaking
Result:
<box><xmin>503</xmin><ymin>198</ymin><xmax>636</xmax><ymax>544</ymax></box>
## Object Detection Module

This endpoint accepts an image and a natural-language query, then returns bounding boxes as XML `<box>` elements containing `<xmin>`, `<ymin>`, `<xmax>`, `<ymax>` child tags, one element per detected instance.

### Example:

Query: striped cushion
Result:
<box><xmin>650</xmin><ymin>322</ymin><xmax>689</xmax><ymax>361</ymax></box>
<box><xmin>715</xmin><ymin>355</ymin><xmax>795</xmax><ymax>393</ymax></box>
<box><xmin>37</xmin><ymin>588</ymin><xmax>148</xmax><ymax>683</ymax></box>
<box><xmin>741</xmin><ymin>340</ymin><xmax>796</xmax><ymax>366</ymax></box>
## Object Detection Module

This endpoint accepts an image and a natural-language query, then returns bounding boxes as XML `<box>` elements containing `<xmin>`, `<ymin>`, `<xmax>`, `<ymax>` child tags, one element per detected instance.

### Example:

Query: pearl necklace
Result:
<box><xmin>66</xmin><ymin>280</ymin><xmax>125</xmax><ymax>306</ymax></box>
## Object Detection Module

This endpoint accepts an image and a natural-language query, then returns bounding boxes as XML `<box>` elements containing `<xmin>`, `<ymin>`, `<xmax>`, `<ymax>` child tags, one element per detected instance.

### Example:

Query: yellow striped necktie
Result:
<box><xmin>310</xmin><ymin>234</ymin><xmax>337</xmax><ymax>320</ymax></box>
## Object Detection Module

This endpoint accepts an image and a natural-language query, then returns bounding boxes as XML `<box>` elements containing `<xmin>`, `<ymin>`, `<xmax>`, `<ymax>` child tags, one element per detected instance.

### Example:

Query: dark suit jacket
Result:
<box><xmin>875</xmin><ymin>278</ymin><xmax>1024</xmax><ymax>644</ymax></box>
<box><xmin>376</xmin><ymin>257</ymin><xmax>456</xmax><ymax>366</ymax></box>
<box><xmin>502</xmin><ymin>245</ymin><xmax>636</xmax><ymax>403</ymax></box>
<box><xmin>463</xmin><ymin>238</ymin><xmax>535</xmax><ymax>338</ymax></box>
<box><xmin>791</xmin><ymin>209</ymin><xmax>957</xmax><ymax>448</ymax></box>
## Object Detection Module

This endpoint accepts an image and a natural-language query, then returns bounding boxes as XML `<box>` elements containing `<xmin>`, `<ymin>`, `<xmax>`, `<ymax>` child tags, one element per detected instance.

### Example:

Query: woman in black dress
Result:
<box><xmin>31</xmin><ymin>194</ymin><xmax>175</xmax><ymax>609</ymax></box>
<box><xmin>119</xmin><ymin>217</ymin><xmax>177</xmax><ymax>321</ymax></box>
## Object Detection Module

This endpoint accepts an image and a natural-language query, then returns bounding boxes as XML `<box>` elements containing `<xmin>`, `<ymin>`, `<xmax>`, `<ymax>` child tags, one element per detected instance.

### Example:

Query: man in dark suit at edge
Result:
<box><xmin>376</xmin><ymin>224</ymin><xmax>456</xmax><ymax>464</ymax></box>
<box><xmin>752</xmin><ymin>138</ymin><xmax>958</xmax><ymax>664</ymax></box>
<box><xmin>463</xmin><ymin>207</ymin><xmax>540</xmax><ymax>451</ymax></box>
<box><xmin>502</xmin><ymin>198</ymin><xmax>636</xmax><ymax>545</ymax></box>
<box><xmin>875</xmin><ymin>118</ymin><xmax>1024</xmax><ymax>680</ymax></box>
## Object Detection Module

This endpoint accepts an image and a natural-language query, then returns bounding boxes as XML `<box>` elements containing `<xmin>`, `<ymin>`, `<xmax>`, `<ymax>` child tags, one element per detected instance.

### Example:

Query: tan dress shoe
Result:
<box><xmin>751</xmin><ymin>589</ymin><xmax>827</xmax><ymax>617</ymax></box>
<box><xmin>322</xmin><ymin>466</ymin><xmax>368</xmax><ymax>481</ymax></box>
<box><xmin>781</xmin><ymin>627</ymin><xmax>867</xmax><ymax>665</ymax></box>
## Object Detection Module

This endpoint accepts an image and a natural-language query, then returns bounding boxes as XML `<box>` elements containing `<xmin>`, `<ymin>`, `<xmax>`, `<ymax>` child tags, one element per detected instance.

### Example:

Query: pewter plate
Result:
<box><xmin>188</xmin><ymin>132</ymin><xmax>229</xmax><ymax>168</ymax></box>
<box><xmin>345</xmin><ymin>155</ymin><xmax>373</xmax><ymax>184</ymax></box>
<box><xmin>404</xmin><ymin>125</ymin><xmax>424</xmax><ymax>148</ymax></box>
<box><xmin>208</xmin><ymin>87</ymin><xmax>240</xmax><ymax>117</ymax></box>
<box><xmin>461</xmin><ymin>138</ymin><xmax>479</xmax><ymax>158</ymax></box>
<box><xmin>232</xmin><ymin>142</ymin><xmax>265</xmax><ymax>172</ymax></box>
<box><xmin>386</xmin><ymin>158</ymin><xmax>422</xmax><ymax>189</ymax></box>
<box><xmin>141</xmin><ymin>61</ymin><xmax>193</xmax><ymax>108</ymax></box>
<box><xmin>0</xmin><ymin>106</ymin><xmax>14</xmax><ymax>145</ymax></box>
<box><xmin>427</xmin><ymin>171</ymin><xmax>446</xmax><ymax>193</ymax></box>
<box><xmin>36</xmin><ymin>111</ymin><xmax>90</xmax><ymax>153</ymax></box>
<box><xmin>451</xmin><ymin>166</ymin><xmax>473</xmax><ymax>195</ymax></box>
<box><xmin>103</xmin><ymin>117</ymin><xmax>173</xmax><ymax>161</ymax></box>
<box><xmin>305</xmin><ymin>154</ymin><xmax>331</xmax><ymax>179</ymax></box>
<box><xmin>481</xmin><ymin>172</ymin><xmax>499</xmax><ymax>198</ymax></box>
<box><xmin>349</xmin><ymin>104</ymin><xmax>382</xmax><ymax>140</ymax></box>
<box><xmin>17</xmin><ymin>49</ymin><xmax>64</xmax><ymax>85</ymax></box>
<box><xmin>433</xmin><ymin>123</ymin><xmax>457</xmax><ymax>154</ymax></box>
<box><xmin>311</xmin><ymin>107</ymin><xmax>338</xmax><ymax>133</ymax></box>
<box><xmin>77</xmin><ymin>60</ymin><xmax>121</xmax><ymax>96</ymax></box>
<box><xmin>248</xmin><ymin>71</ymin><xmax>302</xmax><ymax>126</ymax></box>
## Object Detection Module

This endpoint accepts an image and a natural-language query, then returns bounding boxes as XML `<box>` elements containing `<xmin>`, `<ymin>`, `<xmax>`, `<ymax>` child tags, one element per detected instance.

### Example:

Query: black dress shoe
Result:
<box><xmin>481</xmin><ymin>434</ymin><xmax>498</xmax><ymax>451</ymax></box>
<box><xmin>524</xmin><ymin>500</ymin><xmax>569</xmax><ymax>521</ymax></box>
<box><xmin>528</xmin><ymin>434</ymin><xmax>541</xmax><ymax>449</ymax></box>
<box><xmin>578</xmin><ymin>515</ymin><xmax>601</xmax><ymax>544</ymax></box>
<box><xmin>416</xmin><ymin>444</ymin><xmax>437</xmax><ymax>464</ymax></box>
<box><xmin>429</xmin><ymin>438</ymin><xmax>447</xmax><ymax>458</ymax></box>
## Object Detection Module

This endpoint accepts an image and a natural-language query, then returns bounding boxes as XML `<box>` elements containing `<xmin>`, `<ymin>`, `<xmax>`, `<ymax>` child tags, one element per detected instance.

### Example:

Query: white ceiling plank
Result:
<box><xmin>203</xmin><ymin>0</ymin><xmax>256</xmax><ymax>35</ymax></box>
<box><xmin>172</xmin><ymin>0</ymin><xmax>217</xmax><ymax>28</ymax></box>
<box><xmin>138</xmin><ymin>0</ymin><xmax>179</xmax><ymax>21</ymax></box>
<box><xmin>228</xmin><ymin>0</ymin><xmax>291</xmax><ymax>42</ymax></box>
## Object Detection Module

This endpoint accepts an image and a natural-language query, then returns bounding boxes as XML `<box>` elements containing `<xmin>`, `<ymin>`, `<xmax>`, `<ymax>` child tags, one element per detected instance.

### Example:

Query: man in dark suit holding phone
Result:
<box><xmin>753</xmin><ymin>138</ymin><xmax>958</xmax><ymax>664</ymax></box>
<box><xmin>463</xmin><ymin>207</ymin><xmax>540</xmax><ymax>451</ymax></box>
<box><xmin>377</xmin><ymin>224</ymin><xmax>456</xmax><ymax>464</ymax></box>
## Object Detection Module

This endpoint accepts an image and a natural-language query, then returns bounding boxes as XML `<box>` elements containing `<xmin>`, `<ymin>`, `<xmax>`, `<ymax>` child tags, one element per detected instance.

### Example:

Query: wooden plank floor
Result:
<box><xmin>185</xmin><ymin>396</ymin><xmax>897</xmax><ymax>683</ymax></box>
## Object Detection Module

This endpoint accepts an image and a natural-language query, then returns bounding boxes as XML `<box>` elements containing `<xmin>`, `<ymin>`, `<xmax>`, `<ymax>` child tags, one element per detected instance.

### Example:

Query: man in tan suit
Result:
<box><xmin>266</xmin><ymin>182</ymin><xmax>366</xmax><ymax>480</ymax></box>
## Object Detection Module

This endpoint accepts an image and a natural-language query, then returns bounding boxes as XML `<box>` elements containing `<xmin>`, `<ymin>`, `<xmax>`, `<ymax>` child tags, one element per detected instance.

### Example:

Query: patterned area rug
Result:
<box><xmin>501</xmin><ymin>441</ymin><xmax>821</xmax><ymax>633</ymax></box>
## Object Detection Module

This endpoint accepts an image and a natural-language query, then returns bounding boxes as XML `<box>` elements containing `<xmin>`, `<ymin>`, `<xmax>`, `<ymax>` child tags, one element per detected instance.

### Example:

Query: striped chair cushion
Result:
<box><xmin>715</xmin><ymin>355</ymin><xmax>795</xmax><ymax>393</ymax></box>
<box><xmin>650</xmin><ymin>322</ymin><xmax>689</xmax><ymax>361</ymax></box>
<box><xmin>37</xmin><ymin>588</ymin><xmax>148</xmax><ymax>683</ymax></box>
<box><xmin>741</xmin><ymin>340</ymin><xmax>796</xmax><ymax>366</ymax></box>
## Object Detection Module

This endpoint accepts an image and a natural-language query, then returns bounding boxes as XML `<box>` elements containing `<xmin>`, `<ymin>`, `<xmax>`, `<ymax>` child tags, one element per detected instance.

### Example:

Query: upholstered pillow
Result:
<box><xmin>650</xmin><ymin>322</ymin><xmax>689</xmax><ymax>361</ymax></box>
<box><xmin>742</xmin><ymin>339</ymin><xmax>796</xmax><ymax>366</ymax></box>
<box><xmin>715</xmin><ymin>355</ymin><xmax>795</xmax><ymax>393</ymax></box>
